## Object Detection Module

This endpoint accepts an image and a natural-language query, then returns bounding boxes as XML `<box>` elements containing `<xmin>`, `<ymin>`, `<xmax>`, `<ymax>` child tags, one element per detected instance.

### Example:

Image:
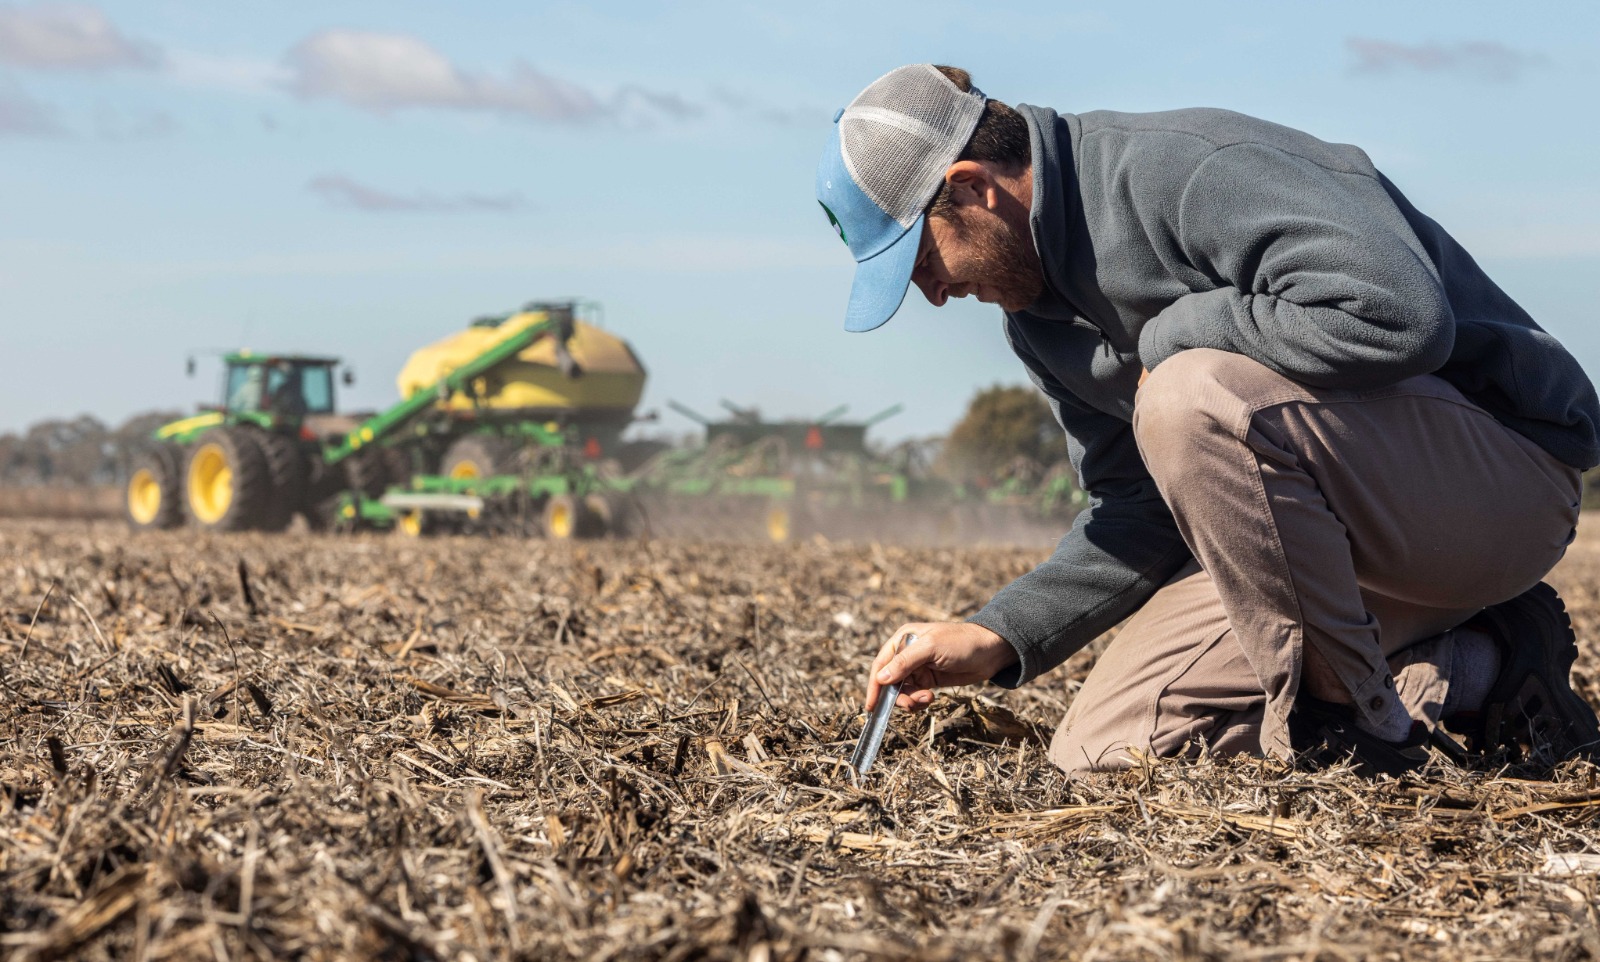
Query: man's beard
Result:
<box><xmin>948</xmin><ymin>208</ymin><xmax>1045</xmax><ymax>312</ymax></box>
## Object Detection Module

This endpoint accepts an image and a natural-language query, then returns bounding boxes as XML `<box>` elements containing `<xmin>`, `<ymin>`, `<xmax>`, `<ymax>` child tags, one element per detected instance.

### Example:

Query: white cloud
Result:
<box><xmin>0</xmin><ymin>2</ymin><xmax>157</xmax><ymax>71</ymax></box>
<box><xmin>1345</xmin><ymin>37</ymin><xmax>1544</xmax><ymax>83</ymax></box>
<box><xmin>285</xmin><ymin>29</ymin><xmax>649</xmax><ymax>123</ymax></box>
<box><xmin>308</xmin><ymin>174</ymin><xmax>525</xmax><ymax>213</ymax></box>
<box><xmin>288</xmin><ymin>30</ymin><xmax>480</xmax><ymax>112</ymax></box>
<box><xmin>284</xmin><ymin>30</ymin><xmax>697</xmax><ymax>125</ymax></box>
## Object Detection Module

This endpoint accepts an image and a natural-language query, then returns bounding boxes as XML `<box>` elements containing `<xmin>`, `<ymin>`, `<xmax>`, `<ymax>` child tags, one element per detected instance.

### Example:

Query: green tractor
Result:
<box><xmin>125</xmin><ymin>351</ymin><xmax>357</xmax><ymax>532</ymax></box>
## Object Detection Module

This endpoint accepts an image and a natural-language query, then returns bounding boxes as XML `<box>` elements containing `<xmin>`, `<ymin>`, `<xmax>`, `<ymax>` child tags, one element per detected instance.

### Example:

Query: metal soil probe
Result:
<box><xmin>849</xmin><ymin>633</ymin><xmax>915</xmax><ymax>776</ymax></box>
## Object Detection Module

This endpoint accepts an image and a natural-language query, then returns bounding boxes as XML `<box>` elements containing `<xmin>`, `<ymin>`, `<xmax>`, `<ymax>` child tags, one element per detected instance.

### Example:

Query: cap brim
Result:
<box><xmin>843</xmin><ymin>213</ymin><xmax>924</xmax><ymax>333</ymax></box>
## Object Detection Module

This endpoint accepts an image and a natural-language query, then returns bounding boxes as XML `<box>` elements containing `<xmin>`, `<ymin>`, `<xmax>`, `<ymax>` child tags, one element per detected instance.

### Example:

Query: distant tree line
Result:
<box><xmin>0</xmin><ymin>412</ymin><xmax>181</xmax><ymax>487</ymax></box>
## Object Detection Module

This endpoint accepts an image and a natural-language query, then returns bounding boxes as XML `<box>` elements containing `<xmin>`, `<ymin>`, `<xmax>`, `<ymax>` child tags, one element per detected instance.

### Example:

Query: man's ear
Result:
<box><xmin>942</xmin><ymin>160</ymin><xmax>994</xmax><ymax>209</ymax></box>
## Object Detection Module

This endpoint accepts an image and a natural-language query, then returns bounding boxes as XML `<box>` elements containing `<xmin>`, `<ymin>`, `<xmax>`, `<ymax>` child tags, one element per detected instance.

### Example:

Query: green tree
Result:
<box><xmin>940</xmin><ymin>385</ymin><xmax>1067</xmax><ymax>483</ymax></box>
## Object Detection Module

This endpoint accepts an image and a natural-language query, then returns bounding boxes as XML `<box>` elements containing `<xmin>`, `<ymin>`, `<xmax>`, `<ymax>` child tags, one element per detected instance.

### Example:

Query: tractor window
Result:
<box><xmin>263</xmin><ymin>366</ymin><xmax>302</xmax><ymax>416</ymax></box>
<box><xmin>260</xmin><ymin>364</ymin><xmax>334</xmax><ymax>416</ymax></box>
<box><xmin>298</xmin><ymin>366</ymin><xmax>334</xmax><ymax>414</ymax></box>
<box><xmin>225</xmin><ymin>365</ymin><xmax>264</xmax><ymax>413</ymax></box>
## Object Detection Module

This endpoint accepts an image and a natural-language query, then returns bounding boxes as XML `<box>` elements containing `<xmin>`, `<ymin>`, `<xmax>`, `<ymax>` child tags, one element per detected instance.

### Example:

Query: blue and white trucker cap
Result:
<box><xmin>816</xmin><ymin>65</ymin><xmax>987</xmax><ymax>333</ymax></box>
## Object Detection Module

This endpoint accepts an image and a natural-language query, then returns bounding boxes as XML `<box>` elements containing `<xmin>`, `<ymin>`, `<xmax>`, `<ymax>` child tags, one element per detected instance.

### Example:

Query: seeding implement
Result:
<box><xmin>126</xmin><ymin>299</ymin><xmax>1082</xmax><ymax>544</ymax></box>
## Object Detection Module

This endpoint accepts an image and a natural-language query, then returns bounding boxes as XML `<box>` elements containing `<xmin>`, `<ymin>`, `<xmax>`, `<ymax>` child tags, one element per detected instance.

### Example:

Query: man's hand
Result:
<box><xmin>865</xmin><ymin>622</ymin><xmax>1018</xmax><ymax>712</ymax></box>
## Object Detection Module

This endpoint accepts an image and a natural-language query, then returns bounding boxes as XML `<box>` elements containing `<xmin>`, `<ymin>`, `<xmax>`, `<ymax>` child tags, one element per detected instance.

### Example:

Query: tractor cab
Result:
<box><xmin>220</xmin><ymin>352</ymin><xmax>341</xmax><ymax>423</ymax></box>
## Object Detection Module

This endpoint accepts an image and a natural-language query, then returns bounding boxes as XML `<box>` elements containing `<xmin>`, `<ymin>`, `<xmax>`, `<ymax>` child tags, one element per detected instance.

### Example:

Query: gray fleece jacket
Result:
<box><xmin>970</xmin><ymin>104</ymin><xmax>1600</xmax><ymax>689</ymax></box>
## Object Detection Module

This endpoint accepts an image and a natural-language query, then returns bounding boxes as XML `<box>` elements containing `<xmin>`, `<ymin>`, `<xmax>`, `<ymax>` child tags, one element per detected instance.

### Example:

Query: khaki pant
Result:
<box><xmin>1050</xmin><ymin>349</ymin><xmax>1582</xmax><ymax>773</ymax></box>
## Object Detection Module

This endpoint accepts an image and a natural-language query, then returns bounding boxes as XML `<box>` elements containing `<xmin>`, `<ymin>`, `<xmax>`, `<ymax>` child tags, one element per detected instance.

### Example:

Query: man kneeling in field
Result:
<box><xmin>817</xmin><ymin>64</ymin><xmax>1600</xmax><ymax>774</ymax></box>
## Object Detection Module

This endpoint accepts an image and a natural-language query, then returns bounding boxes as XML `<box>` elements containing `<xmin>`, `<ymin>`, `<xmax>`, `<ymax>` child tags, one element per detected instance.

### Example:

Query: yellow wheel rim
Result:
<box><xmin>766</xmin><ymin>505</ymin><xmax>791</xmax><ymax>543</ymax></box>
<box><xmin>128</xmin><ymin>468</ymin><xmax>162</xmax><ymax>525</ymax></box>
<box><xmin>187</xmin><ymin>443</ymin><xmax>232</xmax><ymax>524</ymax></box>
<box><xmin>548</xmin><ymin>501</ymin><xmax>574</xmax><ymax>539</ymax></box>
<box><xmin>398</xmin><ymin>510</ymin><xmax>424</xmax><ymax>537</ymax></box>
<box><xmin>449</xmin><ymin>460</ymin><xmax>481</xmax><ymax>480</ymax></box>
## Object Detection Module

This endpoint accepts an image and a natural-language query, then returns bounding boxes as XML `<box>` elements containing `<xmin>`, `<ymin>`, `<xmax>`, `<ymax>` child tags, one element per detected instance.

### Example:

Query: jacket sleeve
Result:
<box><xmin>1137</xmin><ymin>142</ymin><xmax>1455</xmax><ymax>390</ymax></box>
<box><xmin>971</xmin><ymin>319</ymin><xmax>1192</xmax><ymax>688</ymax></box>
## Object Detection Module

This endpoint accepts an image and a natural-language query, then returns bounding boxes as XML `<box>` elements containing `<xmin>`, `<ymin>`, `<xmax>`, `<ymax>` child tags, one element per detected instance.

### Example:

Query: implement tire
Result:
<box><xmin>584</xmin><ymin>491</ymin><xmax>641</xmax><ymax>538</ymax></box>
<box><xmin>251</xmin><ymin>430</ymin><xmax>307</xmax><ymax>531</ymax></box>
<box><xmin>125</xmin><ymin>444</ymin><xmax>184</xmax><ymax>530</ymax></box>
<box><xmin>441</xmin><ymin>435</ymin><xmax>524</xmax><ymax>481</ymax></box>
<box><xmin>765</xmin><ymin>500</ymin><xmax>794</xmax><ymax>544</ymax></box>
<box><xmin>344</xmin><ymin>447</ymin><xmax>396</xmax><ymax>500</ymax></box>
<box><xmin>542</xmin><ymin>493</ymin><xmax>580</xmax><ymax>541</ymax></box>
<box><xmin>381</xmin><ymin>446</ymin><xmax>414</xmax><ymax>486</ymax></box>
<box><xmin>184</xmin><ymin>427</ymin><xmax>272</xmax><ymax>532</ymax></box>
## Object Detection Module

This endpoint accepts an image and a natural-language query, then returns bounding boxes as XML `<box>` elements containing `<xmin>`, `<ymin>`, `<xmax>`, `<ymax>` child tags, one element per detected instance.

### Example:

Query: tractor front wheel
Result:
<box><xmin>125</xmin><ymin>444</ymin><xmax>184</xmax><ymax>530</ymax></box>
<box><xmin>185</xmin><ymin>428</ymin><xmax>273</xmax><ymax>531</ymax></box>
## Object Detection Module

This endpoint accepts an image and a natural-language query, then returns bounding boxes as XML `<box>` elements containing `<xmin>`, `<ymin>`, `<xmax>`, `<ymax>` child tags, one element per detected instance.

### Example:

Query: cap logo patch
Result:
<box><xmin>819</xmin><ymin>201</ymin><xmax>847</xmax><ymax>245</ymax></box>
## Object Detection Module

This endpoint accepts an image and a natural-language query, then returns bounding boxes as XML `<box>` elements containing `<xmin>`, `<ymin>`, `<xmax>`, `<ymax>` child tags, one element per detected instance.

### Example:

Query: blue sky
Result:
<box><xmin>2</xmin><ymin>1</ymin><xmax>1597</xmax><ymax>440</ymax></box>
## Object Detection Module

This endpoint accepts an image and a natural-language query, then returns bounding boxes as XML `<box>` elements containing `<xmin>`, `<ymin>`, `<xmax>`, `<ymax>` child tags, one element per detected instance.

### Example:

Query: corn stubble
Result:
<box><xmin>4</xmin><ymin>519</ymin><xmax>1600</xmax><ymax>960</ymax></box>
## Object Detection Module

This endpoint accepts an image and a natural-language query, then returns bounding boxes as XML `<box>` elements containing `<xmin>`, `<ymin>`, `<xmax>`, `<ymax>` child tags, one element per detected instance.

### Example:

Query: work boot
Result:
<box><xmin>1453</xmin><ymin>582</ymin><xmax>1600</xmax><ymax>766</ymax></box>
<box><xmin>1288</xmin><ymin>694</ymin><xmax>1429</xmax><ymax>777</ymax></box>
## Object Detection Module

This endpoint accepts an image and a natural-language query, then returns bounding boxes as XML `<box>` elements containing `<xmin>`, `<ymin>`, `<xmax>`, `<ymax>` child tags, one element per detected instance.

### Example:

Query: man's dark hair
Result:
<box><xmin>929</xmin><ymin>66</ymin><xmax>1030</xmax><ymax>219</ymax></box>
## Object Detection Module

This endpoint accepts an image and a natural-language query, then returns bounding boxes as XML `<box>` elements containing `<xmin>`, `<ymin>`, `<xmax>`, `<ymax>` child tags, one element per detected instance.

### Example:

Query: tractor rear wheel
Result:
<box><xmin>441</xmin><ymin>435</ymin><xmax>524</xmax><ymax>481</ymax></box>
<box><xmin>251</xmin><ymin>430</ymin><xmax>307</xmax><ymax>531</ymax></box>
<box><xmin>184</xmin><ymin>428</ymin><xmax>272</xmax><ymax>531</ymax></box>
<box><xmin>125</xmin><ymin>444</ymin><xmax>184</xmax><ymax>530</ymax></box>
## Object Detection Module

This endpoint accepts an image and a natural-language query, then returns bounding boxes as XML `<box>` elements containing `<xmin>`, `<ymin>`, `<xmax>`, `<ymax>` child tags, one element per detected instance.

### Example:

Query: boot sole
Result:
<box><xmin>1481</xmin><ymin>583</ymin><xmax>1600</xmax><ymax>765</ymax></box>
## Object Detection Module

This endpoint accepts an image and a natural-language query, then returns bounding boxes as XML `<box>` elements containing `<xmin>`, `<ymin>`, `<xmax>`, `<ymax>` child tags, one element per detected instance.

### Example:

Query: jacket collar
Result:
<box><xmin>1016</xmin><ymin>104</ymin><xmax>1080</xmax><ymax>320</ymax></box>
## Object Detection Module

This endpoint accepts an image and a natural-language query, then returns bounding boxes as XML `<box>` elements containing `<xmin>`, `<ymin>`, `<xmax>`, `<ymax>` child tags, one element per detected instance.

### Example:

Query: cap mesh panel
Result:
<box><xmin>840</xmin><ymin>64</ymin><xmax>986</xmax><ymax>228</ymax></box>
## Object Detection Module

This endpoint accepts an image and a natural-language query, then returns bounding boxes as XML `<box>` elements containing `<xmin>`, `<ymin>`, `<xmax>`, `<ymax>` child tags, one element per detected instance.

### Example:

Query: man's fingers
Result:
<box><xmin>897</xmin><ymin>682</ymin><xmax>936</xmax><ymax>709</ymax></box>
<box><xmin>863</xmin><ymin>626</ymin><xmax>927</xmax><ymax>710</ymax></box>
<box><xmin>890</xmin><ymin>666</ymin><xmax>936</xmax><ymax>711</ymax></box>
<box><xmin>873</xmin><ymin>632</ymin><xmax>937</xmax><ymax>711</ymax></box>
<box><xmin>863</xmin><ymin>637</ymin><xmax>899</xmax><ymax>709</ymax></box>
<box><xmin>864</xmin><ymin>633</ymin><xmax>909</xmax><ymax>708</ymax></box>
<box><xmin>875</xmin><ymin>634</ymin><xmax>933</xmax><ymax>686</ymax></box>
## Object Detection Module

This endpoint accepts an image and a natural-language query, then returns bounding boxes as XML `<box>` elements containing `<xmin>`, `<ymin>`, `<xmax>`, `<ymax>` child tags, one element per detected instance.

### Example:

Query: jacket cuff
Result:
<box><xmin>969</xmin><ymin>608</ymin><xmax>1035</xmax><ymax>689</ymax></box>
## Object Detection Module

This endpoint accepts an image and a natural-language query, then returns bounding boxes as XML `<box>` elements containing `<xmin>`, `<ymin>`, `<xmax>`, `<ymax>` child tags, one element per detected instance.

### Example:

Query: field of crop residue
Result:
<box><xmin>5</xmin><ymin>518</ymin><xmax>1600</xmax><ymax>961</ymax></box>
